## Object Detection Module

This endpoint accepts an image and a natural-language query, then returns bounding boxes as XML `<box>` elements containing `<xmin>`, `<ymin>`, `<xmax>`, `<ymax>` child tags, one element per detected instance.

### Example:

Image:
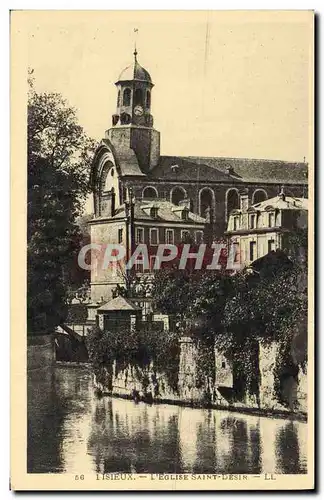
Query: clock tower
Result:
<box><xmin>106</xmin><ymin>49</ymin><xmax>160</xmax><ymax>173</ymax></box>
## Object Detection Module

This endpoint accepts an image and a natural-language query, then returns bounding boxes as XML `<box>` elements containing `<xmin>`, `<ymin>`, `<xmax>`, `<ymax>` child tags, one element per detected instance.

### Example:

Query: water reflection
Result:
<box><xmin>27</xmin><ymin>366</ymin><xmax>307</xmax><ymax>474</ymax></box>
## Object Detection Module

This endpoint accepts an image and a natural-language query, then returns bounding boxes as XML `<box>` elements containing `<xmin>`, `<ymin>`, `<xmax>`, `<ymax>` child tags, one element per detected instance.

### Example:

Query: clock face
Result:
<box><xmin>134</xmin><ymin>105</ymin><xmax>144</xmax><ymax>116</ymax></box>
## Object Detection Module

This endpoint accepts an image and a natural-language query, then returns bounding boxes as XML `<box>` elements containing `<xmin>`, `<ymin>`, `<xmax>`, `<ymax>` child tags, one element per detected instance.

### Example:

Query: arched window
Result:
<box><xmin>199</xmin><ymin>188</ymin><xmax>215</xmax><ymax>218</ymax></box>
<box><xmin>146</xmin><ymin>90</ymin><xmax>151</xmax><ymax>108</ymax></box>
<box><xmin>171</xmin><ymin>187</ymin><xmax>187</xmax><ymax>205</ymax></box>
<box><xmin>123</xmin><ymin>88</ymin><xmax>131</xmax><ymax>106</ymax></box>
<box><xmin>99</xmin><ymin>162</ymin><xmax>115</xmax><ymax>193</ymax></box>
<box><xmin>142</xmin><ymin>186</ymin><xmax>158</xmax><ymax>199</ymax></box>
<box><xmin>252</xmin><ymin>189</ymin><xmax>267</xmax><ymax>204</ymax></box>
<box><xmin>134</xmin><ymin>88</ymin><xmax>143</xmax><ymax>106</ymax></box>
<box><xmin>226</xmin><ymin>189</ymin><xmax>240</xmax><ymax>219</ymax></box>
<box><xmin>117</xmin><ymin>90</ymin><xmax>121</xmax><ymax>107</ymax></box>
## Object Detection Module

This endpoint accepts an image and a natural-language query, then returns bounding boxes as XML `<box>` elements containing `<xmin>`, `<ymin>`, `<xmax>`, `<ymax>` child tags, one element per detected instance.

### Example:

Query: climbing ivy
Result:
<box><xmin>151</xmin><ymin>254</ymin><xmax>307</xmax><ymax>406</ymax></box>
<box><xmin>86</xmin><ymin>324</ymin><xmax>180</xmax><ymax>394</ymax></box>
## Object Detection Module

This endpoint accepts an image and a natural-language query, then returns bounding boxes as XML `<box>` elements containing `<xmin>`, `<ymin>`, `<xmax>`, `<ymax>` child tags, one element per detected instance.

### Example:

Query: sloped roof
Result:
<box><xmin>97</xmin><ymin>296</ymin><xmax>140</xmax><ymax>312</ymax></box>
<box><xmin>150</xmin><ymin>155</ymin><xmax>308</xmax><ymax>185</ymax></box>
<box><xmin>151</xmin><ymin>156</ymin><xmax>234</xmax><ymax>182</ymax></box>
<box><xmin>101</xmin><ymin>138</ymin><xmax>146</xmax><ymax>177</ymax></box>
<box><xmin>253</xmin><ymin>195</ymin><xmax>308</xmax><ymax>211</ymax></box>
<box><xmin>111</xmin><ymin>199</ymin><xmax>206</xmax><ymax>224</ymax></box>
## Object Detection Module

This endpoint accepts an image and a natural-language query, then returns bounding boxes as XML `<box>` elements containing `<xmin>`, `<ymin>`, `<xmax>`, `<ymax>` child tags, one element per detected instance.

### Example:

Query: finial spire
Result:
<box><xmin>133</xmin><ymin>28</ymin><xmax>138</xmax><ymax>61</ymax></box>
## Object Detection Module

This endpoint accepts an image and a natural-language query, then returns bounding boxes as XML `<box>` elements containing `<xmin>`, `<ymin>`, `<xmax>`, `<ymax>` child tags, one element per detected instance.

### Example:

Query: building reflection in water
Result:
<box><xmin>27</xmin><ymin>367</ymin><xmax>308</xmax><ymax>474</ymax></box>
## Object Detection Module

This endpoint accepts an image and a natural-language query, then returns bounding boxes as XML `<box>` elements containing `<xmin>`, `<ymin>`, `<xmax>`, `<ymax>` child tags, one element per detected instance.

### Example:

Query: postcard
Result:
<box><xmin>11</xmin><ymin>9</ymin><xmax>314</xmax><ymax>491</ymax></box>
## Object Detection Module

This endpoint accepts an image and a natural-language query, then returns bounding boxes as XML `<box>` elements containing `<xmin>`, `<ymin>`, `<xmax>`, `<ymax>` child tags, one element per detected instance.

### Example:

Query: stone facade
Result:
<box><xmin>93</xmin><ymin>335</ymin><xmax>306</xmax><ymax>415</ymax></box>
<box><xmin>226</xmin><ymin>192</ymin><xmax>308</xmax><ymax>268</ymax></box>
<box><xmin>88</xmin><ymin>50</ymin><xmax>308</xmax><ymax>306</ymax></box>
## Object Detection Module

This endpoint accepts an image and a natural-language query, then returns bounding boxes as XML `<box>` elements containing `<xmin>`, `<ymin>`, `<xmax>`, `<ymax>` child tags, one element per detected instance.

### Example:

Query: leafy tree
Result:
<box><xmin>86</xmin><ymin>324</ymin><xmax>180</xmax><ymax>394</ymax></box>
<box><xmin>151</xmin><ymin>249</ymin><xmax>307</xmax><ymax>405</ymax></box>
<box><xmin>151</xmin><ymin>267</ymin><xmax>195</xmax><ymax>323</ymax></box>
<box><xmin>27</xmin><ymin>76</ymin><xmax>96</xmax><ymax>334</ymax></box>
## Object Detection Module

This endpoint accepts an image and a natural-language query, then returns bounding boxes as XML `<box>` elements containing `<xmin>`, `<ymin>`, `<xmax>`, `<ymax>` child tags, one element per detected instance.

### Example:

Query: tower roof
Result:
<box><xmin>97</xmin><ymin>295</ymin><xmax>140</xmax><ymax>312</ymax></box>
<box><xmin>116</xmin><ymin>51</ymin><xmax>153</xmax><ymax>84</ymax></box>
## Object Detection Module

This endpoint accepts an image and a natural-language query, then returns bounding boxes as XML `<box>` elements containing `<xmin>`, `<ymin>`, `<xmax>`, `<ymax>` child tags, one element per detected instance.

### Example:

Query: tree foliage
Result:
<box><xmin>151</xmin><ymin>251</ymin><xmax>308</xmax><ymax>404</ymax></box>
<box><xmin>28</xmin><ymin>78</ymin><xmax>96</xmax><ymax>334</ymax></box>
<box><xmin>86</xmin><ymin>325</ymin><xmax>180</xmax><ymax>393</ymax></box>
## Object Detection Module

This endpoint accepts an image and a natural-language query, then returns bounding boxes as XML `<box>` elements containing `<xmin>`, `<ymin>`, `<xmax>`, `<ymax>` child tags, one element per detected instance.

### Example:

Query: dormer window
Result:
<box><xmin>151</xmin><ymin>207</ymin><xmax>158</xmax><ymax>219</ymax></box>
<box><xmin>172</xmin><ymin>206</ymin><xmax>189</xmax><ymax>220</ymax></box>
<box><xmin>182</xmin><ymin>207</ymin><xmax>189</xmax><ymax>221</ymax></box>
<box><xmin>141</xmin><ymin>203</ymin><xmax>159</xmax><ymax>219</ymax></box>
<box><xmin>249</xmin><ymin>214</ymin><xmax>256</xmax><ymax>229</ymax></box>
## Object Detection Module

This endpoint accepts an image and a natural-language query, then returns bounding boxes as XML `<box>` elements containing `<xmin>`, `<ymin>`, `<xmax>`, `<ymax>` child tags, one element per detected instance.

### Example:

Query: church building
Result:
<box><xmin>89</xmin><ymin>49</ymin><xmax>308</xmax><ymax>303</ymax></box>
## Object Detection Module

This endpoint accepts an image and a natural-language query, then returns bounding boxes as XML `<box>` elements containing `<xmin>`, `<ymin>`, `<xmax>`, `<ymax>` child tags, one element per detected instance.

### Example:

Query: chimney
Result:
<box><xmin>279</xmin><ymin>186</ymin><xmax>286</xmax><ymax>202</ymax></box>
<box><xmin>225</xmin><ymin>166</ymin><xmax>235</xmax><ymax>175</ymax></box>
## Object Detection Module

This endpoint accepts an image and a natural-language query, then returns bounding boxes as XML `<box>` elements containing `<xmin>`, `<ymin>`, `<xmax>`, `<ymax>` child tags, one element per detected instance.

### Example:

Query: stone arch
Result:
<box><xmin>90</xmin><ymin>142</ymin><xmax>121</xmax><ymax>217</ymax></box>
<box><xmin>123</xmin><ymin>88</ymin><xmax>131</xmax><ymax>106</ymax></box>
<box><xmin>199</xmin><ymin>187</ymin><xmax>215</xmax><ymax>218</ymax></box>
<box><xmin>226</xmin><ymin>188</ymin><xmax>240</xmax><ymax>220</ymax></box>
<box><xmin>134</xmin><ymin>88</ymin><xmax>143</xmax><ymax>106</ymax></box>
<box><xmin>100</xmin><ymin>161</ymin><xmax>118</xmax><ymax>194</ymax></box>
<box><xmin>170</xmin><ymin>186</ymin><xmax>187</xmax><ymax>205</ymax></box>
<box><xmin>142</xmin><ymin>186</ymin><xmax>158</xmax><ymax>199</ymax></box>
<box><xmin>252</xmin><ymin>189</ymin><xmax>268</xmax><ymax>204</ymax></box>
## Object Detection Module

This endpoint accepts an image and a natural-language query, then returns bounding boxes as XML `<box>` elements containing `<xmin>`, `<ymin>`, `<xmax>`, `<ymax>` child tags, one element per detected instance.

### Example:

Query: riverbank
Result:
<box><xmin>54</xmin><ymin>361</ymin><xmax>307</xmax><ymax>423</ymax></box>
<box><xmin>28</xmin><ymin>365</ymin><xmax>308</xmax><ymax>474</ymax></box>
<box><xmin>97</xmin><ymin>389</ymin><xmax>307</xmax><ymax>423</ymax></box>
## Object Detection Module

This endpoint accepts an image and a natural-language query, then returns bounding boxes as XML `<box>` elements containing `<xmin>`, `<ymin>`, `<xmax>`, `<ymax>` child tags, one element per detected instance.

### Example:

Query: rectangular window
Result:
<box><xmin>181</xmin><ymin>230</ymin><xmax>191</xmax><ymax>242</ymax></box>
<box><xmin>150</xmin><ymin>228</ymin><xmax>159</xmax><ymax>245</ymax></box>
<box><xmin>136</xmin><ymin>227</ymin><xmax>144</xmax><ymax>244</ymax></box>
<box><xmin>165</xmin><ymin>229</ymin><xmax>174</xmax><ymax>245</ymax></box>
<box><xmin>275</xmin><ymin>212</ymin><xmax>280</xmax><ymax>226</ymax></box>
<box><xmin>118</xmin><ymin>228</ymin><xmax>123</xmax><ymax>244</ymax></box>
<box><xmin>135</xmin><ymin>256</ymin><xmax>143</xmax><ymax>273</ymax></box>
<box><xmin>249</xmin><ymin>241</ymin><xmax>256</xmax><ymax>261</ymax></box>
<box><xmin>268</xmin><ymin>239</ymin><xmax>275</xmax><ymax>253</ymax></box>
<box><xmin>250</xmin><ymin>214</ymin><xmax>256</xmax><ymax>229</ymax></box>
<box><xmin>149</xmin><ymin>255</ymin><xmax>160</xmax><ymax>271</ymax></box>
<box><xmin>233</xmin><ymin>216</ymin><xmax>239</xmax><ymax>231</ymax></box>
<box><xmin>195</xmin><ymin>231</ymin><xmax>204</xmax><ymax>244</ymax></box>
<box><xmin>233</xmin><ymin>242</ymin><xmax>240</xmax><ymax>263</ymax></box>
<box><xmin>268</xmin><ymin>213</ymin><xmax>274</xmax><ymax>227</ymax></box>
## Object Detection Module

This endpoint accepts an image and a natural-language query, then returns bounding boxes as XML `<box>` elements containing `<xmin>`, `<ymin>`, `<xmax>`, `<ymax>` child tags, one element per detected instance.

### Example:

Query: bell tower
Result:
<box><xmin>107</xmin><ymin>49</ymin><xmax>160</xmax><ymax>173</ymax></box>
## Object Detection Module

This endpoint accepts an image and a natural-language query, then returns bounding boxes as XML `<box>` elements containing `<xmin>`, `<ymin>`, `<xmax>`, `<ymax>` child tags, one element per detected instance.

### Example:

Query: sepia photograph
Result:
<box><xmin>10</xmin><ymin>9</ymin><xmax>314</xmax><ymax>491</ymax></box>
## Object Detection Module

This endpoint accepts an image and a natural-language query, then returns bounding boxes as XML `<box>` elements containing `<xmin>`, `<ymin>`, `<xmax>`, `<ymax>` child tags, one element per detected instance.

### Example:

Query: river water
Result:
<box><xmin>27</xmin><ymin>365</ymin><xmax>307</xmax><ymax>474</ymax></box>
